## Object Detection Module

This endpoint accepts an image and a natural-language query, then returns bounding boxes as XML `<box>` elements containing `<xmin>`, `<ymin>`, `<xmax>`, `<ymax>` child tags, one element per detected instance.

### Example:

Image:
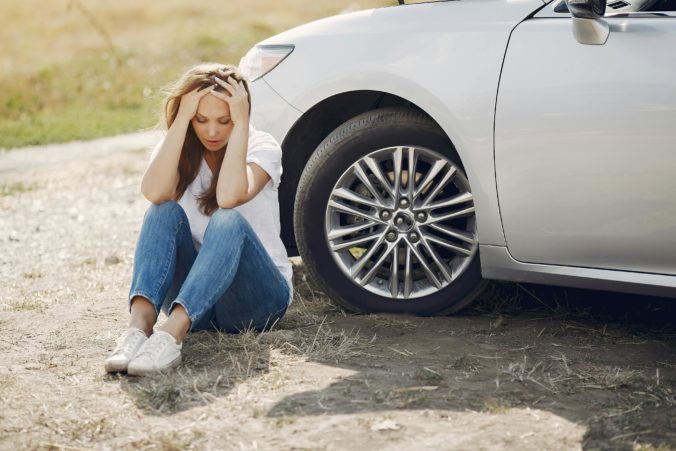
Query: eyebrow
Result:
<box><xmin>195</xmin><ymin>113</ymin><xmax>231</xmax><ymax>120</ymax></box>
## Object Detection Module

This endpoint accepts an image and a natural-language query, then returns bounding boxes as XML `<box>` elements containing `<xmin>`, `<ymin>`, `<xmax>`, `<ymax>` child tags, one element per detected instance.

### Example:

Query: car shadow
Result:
<box><xmin>264</xmin><ymin>281</ymin><xmax>676</xmax><ymax>450</ymax></box>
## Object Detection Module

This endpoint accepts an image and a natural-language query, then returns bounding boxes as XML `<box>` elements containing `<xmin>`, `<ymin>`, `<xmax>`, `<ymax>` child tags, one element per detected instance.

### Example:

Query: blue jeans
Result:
<box><xmin>128</xmin><ymin>201</ymin><xmax>290</xmax><ymax>333</ymax></box>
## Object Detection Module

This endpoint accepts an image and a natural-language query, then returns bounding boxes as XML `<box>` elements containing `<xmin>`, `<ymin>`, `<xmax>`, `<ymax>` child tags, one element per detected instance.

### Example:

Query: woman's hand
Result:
<box><xmin>211</xmin><ymin>73</ymin><xmax>250</xmax><ymax>126</ymax></box>
<box><xmin>176</xmin><ymin>85</ymin><xmax>215</xmax><ymax>123</ymax></box>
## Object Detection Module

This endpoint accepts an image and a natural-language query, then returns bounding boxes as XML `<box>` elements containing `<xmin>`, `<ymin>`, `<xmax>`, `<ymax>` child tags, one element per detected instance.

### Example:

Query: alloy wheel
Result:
<box><xmin>324</xmin><ymin>145</ymin><xmax>478</xmax><ymax>299</ymax></box>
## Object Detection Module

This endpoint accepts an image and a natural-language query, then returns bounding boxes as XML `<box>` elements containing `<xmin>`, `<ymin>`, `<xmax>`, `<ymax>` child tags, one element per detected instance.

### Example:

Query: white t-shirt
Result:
<box><xmin>172</xmin><ymin>123</ymin><xmax>293</xmax><ymax>305</ymax></box>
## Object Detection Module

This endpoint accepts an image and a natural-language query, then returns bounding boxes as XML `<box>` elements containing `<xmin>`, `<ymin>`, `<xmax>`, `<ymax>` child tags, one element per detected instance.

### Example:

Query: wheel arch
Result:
<box><xmin>279</xmin><ymin>90</ymin><xmax>464</xmax><ymax>256</ymax></box>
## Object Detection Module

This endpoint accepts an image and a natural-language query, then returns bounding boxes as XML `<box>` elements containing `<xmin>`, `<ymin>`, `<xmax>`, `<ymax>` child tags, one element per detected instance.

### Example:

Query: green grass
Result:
<box><xmin>0</xmin><ymin>0</ymin><xmax>393</xmax><ymax>149</ymax></box>
<box><xmin>0</xmin><ymin>181</ymin><xmax>37</xmax><ymax>196</ymax></box>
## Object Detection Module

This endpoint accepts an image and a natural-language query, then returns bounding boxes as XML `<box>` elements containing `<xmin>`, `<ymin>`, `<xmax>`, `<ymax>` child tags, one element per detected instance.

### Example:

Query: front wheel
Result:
<box><xmin>294</xmin><ymin>108</ymin><xmax>485</xmax><ymax>315</ymax></box>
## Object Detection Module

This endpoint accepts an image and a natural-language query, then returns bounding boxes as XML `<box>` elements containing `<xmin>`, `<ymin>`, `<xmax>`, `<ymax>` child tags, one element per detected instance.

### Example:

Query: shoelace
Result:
<box><xmin>115</xmin><ymin>330</ymin><xmax>146</xmax><ymax>355</ymax></box>
<box><xmin>135</xmin><ymin>333</ymin><xmax>173</xmax><ymax>361</ymax></box>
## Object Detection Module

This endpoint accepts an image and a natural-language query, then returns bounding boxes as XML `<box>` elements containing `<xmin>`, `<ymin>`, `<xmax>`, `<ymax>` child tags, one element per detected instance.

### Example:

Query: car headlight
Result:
<box><xmin>239</xmin><ymin>45</ymin><xmax>295</xmax><ymax>82</ymax></box>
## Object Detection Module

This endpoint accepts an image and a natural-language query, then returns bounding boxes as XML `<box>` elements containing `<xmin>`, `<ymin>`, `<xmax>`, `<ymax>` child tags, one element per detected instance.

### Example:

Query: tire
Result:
<box><xmin>293</xmin><ymin>107</ymin><xmax>485</xmax><ymax>315</ymax></box>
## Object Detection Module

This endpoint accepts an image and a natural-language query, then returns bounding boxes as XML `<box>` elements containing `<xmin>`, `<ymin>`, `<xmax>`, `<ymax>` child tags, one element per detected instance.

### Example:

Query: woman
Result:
<box><xmin>105</xmin><ymin>63</ymin><xmax>293</xmax><ymax>376</ymax></box>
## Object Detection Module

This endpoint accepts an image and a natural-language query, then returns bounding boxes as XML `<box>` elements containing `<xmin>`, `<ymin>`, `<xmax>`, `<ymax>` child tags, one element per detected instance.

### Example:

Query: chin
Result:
<box><xmin>203</xmin><ymin>141</ymin><xmax>225</xmax><ymax>151</ymax></box>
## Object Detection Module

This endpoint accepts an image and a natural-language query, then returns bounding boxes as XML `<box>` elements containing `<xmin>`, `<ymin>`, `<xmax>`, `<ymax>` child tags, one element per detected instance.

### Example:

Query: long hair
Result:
<box><xmin>163</xmin><ymin>63</ymin><xmax>251</xmax><ymax>216</ymax></box>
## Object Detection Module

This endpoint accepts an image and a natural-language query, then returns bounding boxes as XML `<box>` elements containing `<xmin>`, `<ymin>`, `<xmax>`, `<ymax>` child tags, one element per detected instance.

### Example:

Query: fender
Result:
<box><xmin>258</xmin><ymin>0</ymin><xmax>543</xmax><ymax>246</ymax></box>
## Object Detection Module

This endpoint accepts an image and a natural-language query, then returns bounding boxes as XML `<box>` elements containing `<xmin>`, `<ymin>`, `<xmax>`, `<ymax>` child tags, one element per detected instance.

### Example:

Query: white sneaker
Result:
<box><xmin>105</xmin><ymin>327</ymin><xmax>148</xmax><ymax>373</ymax></box>
<box><xmin>127</xmin><ymin>330</ymin><xmax>182</xmax><ymax>376</ymax></box>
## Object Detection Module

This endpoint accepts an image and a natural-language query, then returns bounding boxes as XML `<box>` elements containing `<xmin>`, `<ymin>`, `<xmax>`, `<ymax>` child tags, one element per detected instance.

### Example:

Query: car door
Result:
<box><xmin>494</xmin><ymin>2</ymin><xmax>676</xmax><ymax>276</ymax></box>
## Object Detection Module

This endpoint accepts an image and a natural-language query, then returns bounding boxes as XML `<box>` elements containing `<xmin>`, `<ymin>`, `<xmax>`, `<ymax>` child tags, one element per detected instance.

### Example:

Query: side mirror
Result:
<box><xmin>567</xmin><ymin>0</ymin><xmax>606</xmax><ymax>18</ymax></box>
<box><xmin>565</xmin><ymin>0</ymin><xmax>609</xmax><ymax>45</ymax></box>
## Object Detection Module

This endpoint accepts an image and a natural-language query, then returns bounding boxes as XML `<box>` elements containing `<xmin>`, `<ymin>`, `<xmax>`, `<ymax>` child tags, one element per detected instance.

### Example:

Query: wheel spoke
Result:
<box><xmin>358</xmin><ymin>241</ymin><xmax>396</xmax><ymax>286</ymax></box>
<box><xmin>403</xmin><ymin>245</ymin><xmax>413</xmax><ymax>298</ymax></box>
<box><xmin>420</xmin><ymin>165</ymin><xmax>457</xmax><ymax>207</ymax></box>
<box><xmin>327</xmin><ymin>220</ymin><xmax>378</xmax><ymax>241</ymax></box>
<box><xmin>407</xmin><ymin>147</ymin><xmax>418</xmax><ymax>193</ymax></box>
<box><xmin>419</xmin><ymin>236</ymin><xmax>453</xmax><ymax>283</ymax></box>
<box><xmin>353</xmin><ymin>162</ymin><xmax>388</xmax><ymax>206</ymax></box>
<box><xmin>329</xmin><ymin>229</ymin><xmax>382</xmax><ymax>252</ymax></box>
<box><xmin>427</xmin><ymin>223</ymin><xmax>475</xmax><ymax>245</ymax></box>
<box><xmin>405</xmin><ymin>239</ymin><xmax>443</xmax><ymax>289</ymax></box>
<box><xmin>328</xmin><ymin>199</ymin><xmax>384</xmax><ymax>224</ymax></box>
<box><xmin>422</xmin><ymin>233</ymin><xmax>473</xmax><ymax>257</ymax></box>
<box><xmin>426</xmin><ymin>205</ymin><xmax>476</xmax><ymax>225</ymax></box>
<box><xmin>418</xmin><ymin>192</ymin><xmax>473</xmax><ymax>212</ymax></box>
<box><xmin>413</xmin><ymin>159</ymin><xmax>446</xmax><ymax>200</ymax></box>
<box><xmin>392</xmin><ymin>146</ymin><xmax>403</xmax><ymax>201</ymax></box>
<box><xmin>332</xmin><ymin>187</ymin><xmax>383</xmax><ymax>210</ymax></box>
<box><xmin>350</xmin><ymin>233</ymin><xmax>388</xmax><ymax>277</ymax></box>
<box><xmin>363</xmin><ymin>156</ymin><xmax>395</xmax><ymax>199</ymax></box>
<box><xmin>389</xmin><ymin>244</ymin><xmax>399</xmax><ymax>297</ymax></box>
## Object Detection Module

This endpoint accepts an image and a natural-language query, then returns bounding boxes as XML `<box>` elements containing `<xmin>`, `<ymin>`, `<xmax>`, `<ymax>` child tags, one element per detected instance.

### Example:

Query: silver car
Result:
<box><xmin>239</xmin><ymin>0</ymin><xmax>676</xmax><ymax>314</ymax></box>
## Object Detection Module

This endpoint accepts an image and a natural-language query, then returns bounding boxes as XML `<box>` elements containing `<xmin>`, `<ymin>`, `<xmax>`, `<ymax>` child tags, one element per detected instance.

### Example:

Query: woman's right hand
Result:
<box><xmin>175</xmin><ymin>85</ymin><xmax>215</xmax><ymax>123</ymax></box>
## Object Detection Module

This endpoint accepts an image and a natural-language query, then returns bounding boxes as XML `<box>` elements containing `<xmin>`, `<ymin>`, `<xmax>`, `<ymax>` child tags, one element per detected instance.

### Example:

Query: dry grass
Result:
<box><xmin>126</xmin><ymin>430</ymin><xmax>206</xmax><ymax>450</ymax></box>
<box><xmin>2</xmin><ymin>297</ymin><xmax>49</xmax><ymax>312</ymax></box>
<box><xmin>483</xmin><ymin>397</ymin><xmax>512</xmax><ymax>414</ymax></box>
<box><xmin>447</xmin><ymin>354</ymin><xmax>482</xmax><ymax>377</ymax></box>
<box><xmin>123</xmin><ymin>263</ymin><xmax>373</xmax><ymax>414</ymax></box>
<box><xmin>634</xmin><ymin>444</ymin><xmax>676</xmax><ymax>451</ymax></box>
<box><xmin>0</xmin><ymin>182</ymin><xmax>38</xmax><ymax>197</ymax></box>
<box><xmin>367</xmin><ymin>314</ymin><xmax>425</xmax><ymax>330</ymax></box>
<box><xmin>498</xmin><ymin>354</ymin><xmax>647</xmax><ymax>394</ymax></box>
<box><xmin>0</xmin><ymin>0</ymin><xmax>393</xmax><ymax>148</ymax></box>
<box><xmin>0</xmin><ymin>374</ymin><xmax>15</xmax><ymax>397</ymax></box>
<box><xmin>495</xmin><ymin>352</ymin><xmax>676</xmax><ymax>418</ymax></box>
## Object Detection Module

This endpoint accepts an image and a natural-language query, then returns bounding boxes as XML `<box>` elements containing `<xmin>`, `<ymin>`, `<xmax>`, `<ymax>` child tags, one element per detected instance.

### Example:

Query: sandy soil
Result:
<box><xmin>0</xmin><ymin>133</ymin><xmax>675</xmax><ymax>451</ymax></box>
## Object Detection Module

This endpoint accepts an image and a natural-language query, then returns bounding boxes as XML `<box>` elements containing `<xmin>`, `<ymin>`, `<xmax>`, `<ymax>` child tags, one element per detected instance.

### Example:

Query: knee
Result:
<box><xmin>208</xmin><ymin>208</ymin><xmax>246</xmax><ymax>232</ymax></box>
<box><xmin>145</xmin><ymin>200</ymin><xmax>186</xmax><ymax>223</ymax></box>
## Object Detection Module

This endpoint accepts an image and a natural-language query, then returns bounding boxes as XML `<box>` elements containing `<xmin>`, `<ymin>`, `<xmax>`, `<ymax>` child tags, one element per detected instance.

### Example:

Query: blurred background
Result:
<box><xmin>0</xmin><ymin>0</ymin><xmax>393</xmax><ymax>149</ymax></box>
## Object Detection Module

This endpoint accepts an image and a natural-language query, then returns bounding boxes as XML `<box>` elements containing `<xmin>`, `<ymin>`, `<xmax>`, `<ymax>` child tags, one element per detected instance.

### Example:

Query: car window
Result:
<box><xmin>642</xmin><ymin>0</ymin><xmax>676</xmax><ymax>11</ymax></box>
<box><xmin>551</xmin><ymin>0</ymin><xmax>676</xmax><ymax>13</ymax></box>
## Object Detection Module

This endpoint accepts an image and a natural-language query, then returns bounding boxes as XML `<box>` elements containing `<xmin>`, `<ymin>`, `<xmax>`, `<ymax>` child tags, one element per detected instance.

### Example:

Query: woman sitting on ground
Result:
<box><xmin>105</xmin><ymin>63</ymin><xmax>293</xmax><ymax>376</ymax></box>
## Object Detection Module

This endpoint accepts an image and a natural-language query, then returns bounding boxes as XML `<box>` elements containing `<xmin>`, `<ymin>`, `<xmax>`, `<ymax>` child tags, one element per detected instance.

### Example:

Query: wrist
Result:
<box><xmin>173</xmin><ymin>114</ymin><xmax>192</xmax><ymax>128</ymax></box>
<box><xmin>231</xmin><ymin>116</ymin><xmax>250</xmax><ymax>128</ymax></box>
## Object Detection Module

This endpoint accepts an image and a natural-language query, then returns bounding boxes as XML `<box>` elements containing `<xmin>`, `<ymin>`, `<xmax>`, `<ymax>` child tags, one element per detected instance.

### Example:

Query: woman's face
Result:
<box><xmin>191</xmin><ymin>92</ymin><xmax>233</xmax><ymax>152</ymax></box>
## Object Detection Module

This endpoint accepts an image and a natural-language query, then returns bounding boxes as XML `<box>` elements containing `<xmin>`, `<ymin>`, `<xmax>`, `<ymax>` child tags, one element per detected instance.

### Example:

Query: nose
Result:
<box><xmin>207</xmin><ymin>122</ymin><xmax>218</xmax><ymax>138</ymax></box>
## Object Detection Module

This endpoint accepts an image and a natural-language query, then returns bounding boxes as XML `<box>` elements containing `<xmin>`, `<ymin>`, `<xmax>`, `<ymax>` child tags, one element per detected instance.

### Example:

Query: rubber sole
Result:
<box><xmin>127</xmin><ymin>355</ymin><xmax>182</xmax><ymax>377</ymax></box>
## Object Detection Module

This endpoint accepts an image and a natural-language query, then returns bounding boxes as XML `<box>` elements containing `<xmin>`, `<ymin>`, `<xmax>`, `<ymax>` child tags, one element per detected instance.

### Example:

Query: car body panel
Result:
<box><xmin>251</xmin><ymin>0</ymin><xmax>545</xmax><ymax>247</ymax></box>
<box><xmin>249</xmin><ymin>78</ymin><xmax>302</xmax><ymax>146</ymax></box>
<box><xmin>495</xmin><ymin>17</ymin><xmax>676</xmax><ymax>276</ymax></box>
<box><xmin>481</xmin><ymin>245</ymin><xmax>676</xmax><ymax>297</ymax></box>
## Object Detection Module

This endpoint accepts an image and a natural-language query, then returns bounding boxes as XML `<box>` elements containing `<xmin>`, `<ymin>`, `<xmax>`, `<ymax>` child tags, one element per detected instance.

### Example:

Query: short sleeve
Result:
<box><xmin>246</xmin><ymin>129</ymin><xmax>283</xmax><ymax>190</ymax></box>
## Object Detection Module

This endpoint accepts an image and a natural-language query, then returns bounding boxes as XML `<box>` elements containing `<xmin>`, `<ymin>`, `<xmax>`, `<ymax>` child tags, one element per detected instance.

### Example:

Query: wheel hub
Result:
<box><xmin>392</xmin><ymin>211</ymin><xmax>414</xmax><ymax>232</ymax></box>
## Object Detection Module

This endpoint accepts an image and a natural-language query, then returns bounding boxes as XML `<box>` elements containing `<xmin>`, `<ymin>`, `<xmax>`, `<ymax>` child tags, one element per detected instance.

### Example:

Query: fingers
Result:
<box><xmin>209</xmin><ymin>89</ymin><xmax>231</xmax><ymax>103</ymax></box>
<box><xmin>195</xmin><ymin>85</ymin><xmax>215</xmax><ymax>95</ymax></box>
<box><xmin>217</xmin><ymin>69</ymin><xmax>235</xmax><ymax>79</ymax></box>
<box><xmin>213</xmin><ymin>76</ymin><xmax>236</xmax><ymax>95</ymax></box>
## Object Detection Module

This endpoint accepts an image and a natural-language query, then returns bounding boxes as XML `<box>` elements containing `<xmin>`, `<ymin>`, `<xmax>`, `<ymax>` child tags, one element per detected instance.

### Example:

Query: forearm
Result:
<box><xmin>216</xmin><ymin>122</ymin><xmax>249</xmax><ymax>208</ymax></box>
<box><xmin>140</xmin><ymin>116</ymin><xmax>190</xmax><ymax>203</ymax></box>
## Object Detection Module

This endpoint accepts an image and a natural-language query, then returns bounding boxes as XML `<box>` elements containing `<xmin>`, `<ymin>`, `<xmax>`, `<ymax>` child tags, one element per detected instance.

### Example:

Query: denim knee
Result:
<box><xmin>144</xmin><ymin>200</ymin><xmax>187</xmax><ymax>224</ymax></box>
<box><xmin>208</xmin><ymin>208</ymin><xmax>246</xmax><ymax>233</ymax></box>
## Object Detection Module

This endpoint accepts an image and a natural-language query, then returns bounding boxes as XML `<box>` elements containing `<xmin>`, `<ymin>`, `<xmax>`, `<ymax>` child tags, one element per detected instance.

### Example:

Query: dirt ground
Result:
<box><xmin>1</xmin><ymin>133</ymin><xmax>675</xmax><ymax>451</ymax></box>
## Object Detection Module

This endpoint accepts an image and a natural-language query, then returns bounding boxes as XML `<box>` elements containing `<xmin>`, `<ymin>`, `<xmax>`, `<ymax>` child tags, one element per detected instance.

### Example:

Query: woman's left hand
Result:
<box><xmin>211</xmin><ymin>73</ymin><xmax>250</xmax><ymax>126</ymax></box>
